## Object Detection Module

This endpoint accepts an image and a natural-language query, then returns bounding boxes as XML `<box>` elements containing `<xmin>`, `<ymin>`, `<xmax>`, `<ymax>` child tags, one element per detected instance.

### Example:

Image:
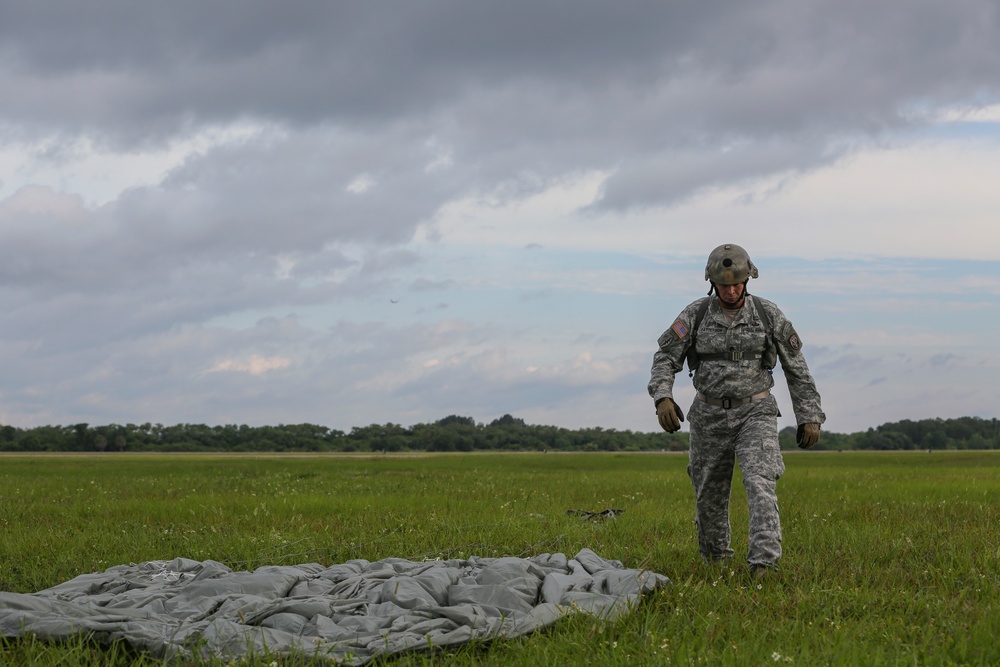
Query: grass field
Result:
<box><xmin>0</xmin><ymin>451</ymin><xmax>997</xmax><ymax>666</ymax></box>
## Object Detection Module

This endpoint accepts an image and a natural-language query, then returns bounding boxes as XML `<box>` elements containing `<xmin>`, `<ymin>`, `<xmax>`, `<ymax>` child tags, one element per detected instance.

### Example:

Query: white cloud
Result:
<box><xmin>426</xmin><ymin>135</ymin><xmax>1000</xmax><ymax>263</ymax></box>
<box><xmin>346</xmin><ymin>174</ymin><xmax>376</xmax><ymax>194</ymax></box>
<box><xmin>0</xmin><ymin>122</ymin><xmax>269</xmax><ymax>205</ymax></box>
<box><xmin>913</xmin><ymin>103</ymin><xmax>1000</xmax><ymax>123</ymax></box>
<box><xmin>0</xmin><ymin>185</ymin><xmax>88</xmax><ymax>222</ymax></box>
<box><xmin>208</xmin><ymin>355</ymin><xmax>292</xmax><ymax>376</ymax></box>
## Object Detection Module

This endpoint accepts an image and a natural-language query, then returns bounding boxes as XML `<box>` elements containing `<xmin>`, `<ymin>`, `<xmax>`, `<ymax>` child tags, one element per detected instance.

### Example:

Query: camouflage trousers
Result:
<box><xmin>687</xmin><ymin>394</ymin><xmax>785</xmax><ymax>567</ymax></box>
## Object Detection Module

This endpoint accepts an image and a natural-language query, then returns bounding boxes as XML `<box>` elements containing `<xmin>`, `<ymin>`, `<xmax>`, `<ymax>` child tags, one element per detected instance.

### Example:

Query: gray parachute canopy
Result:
<box><xmin>0</xmin><ymin>549</ymin><xmax>669</xmax><ymax>665</ymax></box>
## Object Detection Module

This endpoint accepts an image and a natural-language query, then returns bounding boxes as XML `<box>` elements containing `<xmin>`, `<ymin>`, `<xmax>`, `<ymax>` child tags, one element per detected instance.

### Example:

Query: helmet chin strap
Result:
<box><xmin>712</xmin><ymin>280</ymin><xmax>749</xmax><ymax>310</ymax></box>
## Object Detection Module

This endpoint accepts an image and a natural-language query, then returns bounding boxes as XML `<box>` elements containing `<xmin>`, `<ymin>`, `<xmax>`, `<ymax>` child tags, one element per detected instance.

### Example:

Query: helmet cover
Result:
<box><xmin>704</xmin><ymin>244</ymin><xmax>759</xmax><ymax>285</ymax></box>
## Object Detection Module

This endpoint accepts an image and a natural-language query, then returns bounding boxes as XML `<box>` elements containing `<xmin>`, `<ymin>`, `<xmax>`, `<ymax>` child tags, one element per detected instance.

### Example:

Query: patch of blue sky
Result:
<box><xmin>203</xmin><ymin>245</ymin><xmax>998</xmax><ymax>377</ymax></box>
<box><xmin>906</xmin><ymin>116</ymin><xmax>1000</xmax><ymax>141</ymax></box>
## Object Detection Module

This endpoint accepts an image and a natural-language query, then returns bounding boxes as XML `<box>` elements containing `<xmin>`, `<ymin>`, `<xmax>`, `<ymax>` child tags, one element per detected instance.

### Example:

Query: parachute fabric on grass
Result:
<box><xmin>0</xmin><ymin>548</ymin><xmax>669</xmax><ymax>664</ymax></box>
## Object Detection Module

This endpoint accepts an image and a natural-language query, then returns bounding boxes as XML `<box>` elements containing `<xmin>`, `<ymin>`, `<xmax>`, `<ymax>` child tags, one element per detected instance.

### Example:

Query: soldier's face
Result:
<box><xmin>716</xmin><ymin>282</ymin><xmax>745</xmax><ymax>307</ymax></box>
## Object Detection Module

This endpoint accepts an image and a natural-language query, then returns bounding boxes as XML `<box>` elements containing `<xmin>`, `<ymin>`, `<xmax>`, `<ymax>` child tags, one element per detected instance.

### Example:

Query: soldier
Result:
<box><xmin>649</xmin><ymin>244</ymin><xmax>825</xmax><ymax>578</ymax></box>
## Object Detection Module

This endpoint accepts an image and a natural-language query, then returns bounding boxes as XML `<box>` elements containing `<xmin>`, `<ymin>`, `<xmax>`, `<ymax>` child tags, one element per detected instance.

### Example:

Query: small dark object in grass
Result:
<box><xmin>566</xmin><ymin>508</ymin><xmax>624</xmax><ymax>521</ymax></box>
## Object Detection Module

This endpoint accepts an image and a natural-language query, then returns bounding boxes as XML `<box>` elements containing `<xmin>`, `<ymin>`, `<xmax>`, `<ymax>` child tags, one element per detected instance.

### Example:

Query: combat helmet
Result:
<box><xmin>704</xmin><ymin>243</ymin><xmax>758</xmax><ymax>286</ymax></box>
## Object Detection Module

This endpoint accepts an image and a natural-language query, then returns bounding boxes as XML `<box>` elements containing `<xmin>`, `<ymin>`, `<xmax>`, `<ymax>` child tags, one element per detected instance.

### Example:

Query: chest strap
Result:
<box><xmin>697</xmin><ymin>350</ymin><xmax>764</xmax><ymax>362</ymax></box>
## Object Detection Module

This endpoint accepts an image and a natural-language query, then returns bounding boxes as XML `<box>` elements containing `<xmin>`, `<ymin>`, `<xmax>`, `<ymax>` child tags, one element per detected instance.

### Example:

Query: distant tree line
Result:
<box><xmin>0</xmin><ymin>415</ymin><xmax>997</xmax><ymax>453</ymax></box>
<box><xmin>0</xmin><ymin>414</ymin><xmax>686</xmax><ymax>453</ymax></box>
<box><xmin>799</xmin><ymin>416</ymin><xmax>1000</xmax><ymax>451</ymax></box>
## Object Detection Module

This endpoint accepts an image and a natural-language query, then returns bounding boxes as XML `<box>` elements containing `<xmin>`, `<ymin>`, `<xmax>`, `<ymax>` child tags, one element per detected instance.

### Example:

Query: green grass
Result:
<box><xmin>1</xmin><ymin>451</ymin><xmax>997</xmax><ymax>666</ymax></box>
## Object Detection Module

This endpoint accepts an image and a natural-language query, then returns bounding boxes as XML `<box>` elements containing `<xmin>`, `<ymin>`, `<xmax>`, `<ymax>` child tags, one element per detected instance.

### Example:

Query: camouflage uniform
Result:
<box><xmin>649</xmin><ymin>294</ymin><xmax>825</xmax><ymax>567</ymax></box>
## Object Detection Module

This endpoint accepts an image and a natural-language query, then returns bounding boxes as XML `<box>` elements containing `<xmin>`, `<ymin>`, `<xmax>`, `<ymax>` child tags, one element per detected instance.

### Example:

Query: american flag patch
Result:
<box><xmin>671</xmin><ymin>320</ymin><xmax>689</xmax><ymax>339</ymax></box>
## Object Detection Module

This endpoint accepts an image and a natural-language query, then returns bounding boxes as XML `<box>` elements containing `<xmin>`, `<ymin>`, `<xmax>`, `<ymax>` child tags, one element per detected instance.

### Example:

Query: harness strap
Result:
<box><xmin>697</xmin><ymin>350</ymin><xmax>764</xmax><ymax>362</ymax></box>
<box><xmin>687</xmin><ymin>297</ymin><xmax>774</xmax><ymax>374</ymax></box>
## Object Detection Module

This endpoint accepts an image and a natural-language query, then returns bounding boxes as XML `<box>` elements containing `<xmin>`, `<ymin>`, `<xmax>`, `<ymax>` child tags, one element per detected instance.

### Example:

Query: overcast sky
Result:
<box><xmin>1</xmin><ymin>1</ymin><xmax>998</xmax><ymax>435</ymax></box>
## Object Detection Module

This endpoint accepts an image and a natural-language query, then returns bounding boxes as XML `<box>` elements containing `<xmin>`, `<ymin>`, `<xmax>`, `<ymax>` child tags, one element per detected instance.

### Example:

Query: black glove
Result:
<box><xmin>656</xmin><ymin>398</ymin><xmax>685</xmax><ymax>433</ymax></box>
<box><xmin>797</xmin><ymin>423</ymin><xmax>821</xmax><ymax>449</ymax></box>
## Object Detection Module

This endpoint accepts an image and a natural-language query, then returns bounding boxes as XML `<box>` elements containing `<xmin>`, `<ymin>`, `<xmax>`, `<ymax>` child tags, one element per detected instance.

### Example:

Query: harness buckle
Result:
<box><xmin>722</xmin><ymin>398</ymin><xmax>733</xmax><ymax>409</ymax></box>
<box><xmin>728</xmin><ymin>350</ymin><xmax>743</xmax><ymax>361</ymax></box>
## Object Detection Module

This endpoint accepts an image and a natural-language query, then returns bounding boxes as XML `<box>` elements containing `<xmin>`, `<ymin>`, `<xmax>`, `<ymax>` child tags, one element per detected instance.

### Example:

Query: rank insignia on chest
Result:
<box><xmin>671</xmin><ymin>320</ymin><xmax>689</xmax><ymax>339</ymax></box>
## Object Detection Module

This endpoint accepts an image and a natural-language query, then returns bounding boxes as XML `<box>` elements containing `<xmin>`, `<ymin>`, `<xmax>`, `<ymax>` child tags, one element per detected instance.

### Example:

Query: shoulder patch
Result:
<box><xmin>671</xmin><ymin>320</ymin><xmax>689</xmax><ymax>339</ymax></box>
<box><xmin>787</xmin><ymin>329</ymin><xmax>802</xmax><ymax>352</ymax></box>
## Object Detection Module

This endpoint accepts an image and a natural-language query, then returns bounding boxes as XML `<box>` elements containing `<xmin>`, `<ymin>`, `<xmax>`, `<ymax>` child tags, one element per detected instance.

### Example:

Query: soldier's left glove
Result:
<box><xmin>797</xmin><ymin>423</ymin><xmax>821</xmax><ymax>449</ymax></box>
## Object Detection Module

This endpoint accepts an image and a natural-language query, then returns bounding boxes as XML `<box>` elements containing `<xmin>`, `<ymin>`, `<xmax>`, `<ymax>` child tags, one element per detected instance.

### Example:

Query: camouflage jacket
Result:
<box><xmin>648</xmin><ymin>295</ymin><xmax>826</xmax><ymax>426</ymax></box>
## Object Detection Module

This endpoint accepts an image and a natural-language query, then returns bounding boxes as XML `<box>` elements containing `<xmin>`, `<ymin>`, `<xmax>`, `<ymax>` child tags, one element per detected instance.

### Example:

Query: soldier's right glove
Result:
<box><xmin>797</xmin><ymin>423</ymin><xmax>821</xmax><ymax>449</ymax></box>
<box><xmin>656</xmin><ymin>398</ymin><xmax>685</xmax><ymax>433</ymax></box>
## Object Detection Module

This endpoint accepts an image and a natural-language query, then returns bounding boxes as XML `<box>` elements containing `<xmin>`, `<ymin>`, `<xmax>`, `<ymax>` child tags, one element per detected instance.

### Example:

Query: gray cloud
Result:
<box><xmin>928</xmin><ymin>353</ymin><xmax>961</xmax><ymax>368</ymax></box>
<box><xmin>2</xmin><ymin>1</ymin><xmax>1000</xmax><ymax>430</ymax></box>
<box><xmin>5</xmin><ymin>3</ymin><xmax>1000</xmax><ymax>177</ymax></box>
